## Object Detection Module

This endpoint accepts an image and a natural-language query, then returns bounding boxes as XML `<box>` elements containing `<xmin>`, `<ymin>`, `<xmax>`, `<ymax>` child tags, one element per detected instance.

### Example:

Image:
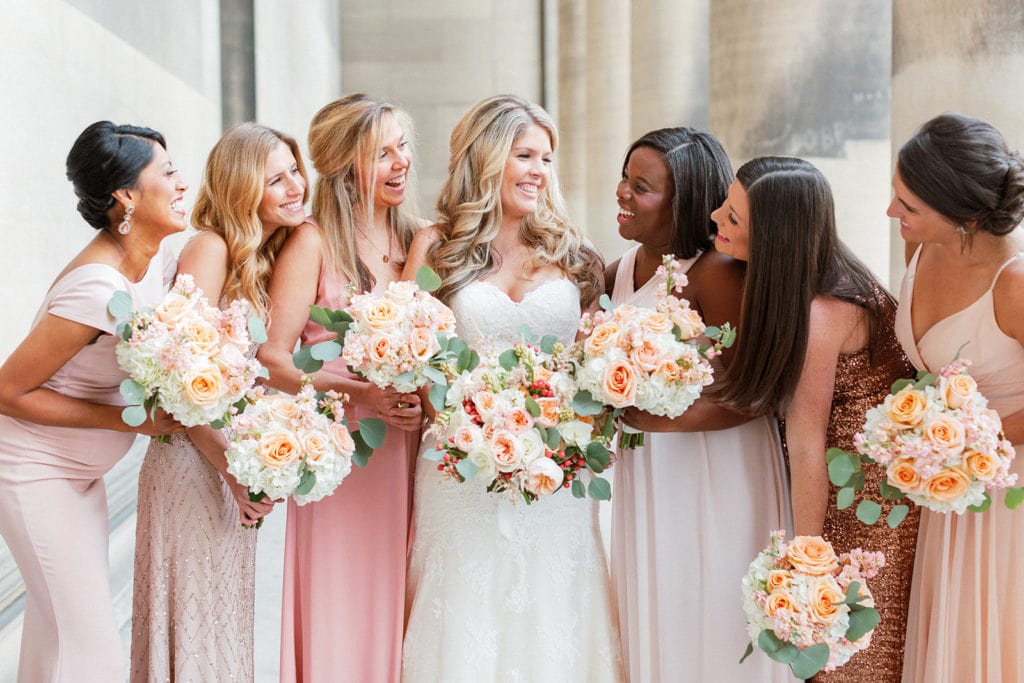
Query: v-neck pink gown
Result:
<box><xmin>896</xmin><ymin>245</ymin><xmax>1024</xmax><ymax>682</ymax></box>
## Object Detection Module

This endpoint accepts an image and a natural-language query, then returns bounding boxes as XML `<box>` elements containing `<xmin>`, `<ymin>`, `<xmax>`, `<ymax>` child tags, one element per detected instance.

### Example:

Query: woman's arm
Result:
<box><xmin>258</xmin><ymin>223</ymin><xmax>422</xmax><ymax>430</ymax></box>
<box><xmin>400</xmin><ymin>225</ymin><xmax>442</xmax><ymax>282</ymax></box>
<box><xmin>0</xmin><ymin>314</ymin><xmax>181</xmax><ymax>435</ymax></box>
<box><xmin>990</xmin><ymin>260</ymin><xmax>1024</xmax><ymax>444</ymax></box>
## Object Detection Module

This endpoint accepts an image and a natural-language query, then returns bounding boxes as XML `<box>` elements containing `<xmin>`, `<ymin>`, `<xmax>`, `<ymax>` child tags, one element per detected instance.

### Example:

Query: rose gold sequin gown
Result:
<box><xmin>896</xmin><ymin>246</ymin><xmax>1024</xmax><ymax>683</ymax></box>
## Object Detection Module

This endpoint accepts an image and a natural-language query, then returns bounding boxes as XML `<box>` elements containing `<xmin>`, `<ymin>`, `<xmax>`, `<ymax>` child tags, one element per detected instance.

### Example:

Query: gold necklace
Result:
<box><xmin>358</xmin><ymin>228</ymin><xmax>393</xmax><ymax>264</ymax></box>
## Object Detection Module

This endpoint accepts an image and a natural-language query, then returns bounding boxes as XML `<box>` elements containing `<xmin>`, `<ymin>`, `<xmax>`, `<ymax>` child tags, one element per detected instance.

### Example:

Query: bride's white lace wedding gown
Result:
<box><xmin>402</xmin><ymin>278</ymin><xmax>623</xmax><ymax>682</ymax></box>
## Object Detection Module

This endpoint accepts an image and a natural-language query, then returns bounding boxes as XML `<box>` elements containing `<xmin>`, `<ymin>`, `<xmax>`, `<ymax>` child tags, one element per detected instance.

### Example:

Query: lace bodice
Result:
<box><xmin>448</xmin><ymin>278</ymin><xmax>581</xmax><ymax>350</ymax></box>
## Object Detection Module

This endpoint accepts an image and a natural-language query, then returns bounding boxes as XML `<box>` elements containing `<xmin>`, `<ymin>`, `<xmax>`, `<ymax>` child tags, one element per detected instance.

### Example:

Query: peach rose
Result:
<box><xmin>809</xmin><ymin>576</ymin><xmax>846</xmax><ymax>625</ymax></box>
<box><xmin>585</xmin><ymin>322</ymin><xmax>621</xmax><ymax>356</ymax></box>
<box><xmin>525</xmin><ymin>456</ymin><xmax>565</xmax><ymax>496</ymax></box>
<box><xmin>183</xmin><ymin>318</ymin><xmax>220</xmax><ymax>355</ymax></box>
<box><xmin>630</xmin><ymin>340</ymin><xmax>664</xmax><ymax>372</ymax></box>
<box><xmin>183</xmin><ymin>366</ymin><xmax>225</xmax><ymax>406</ymax></box>
<box><xmin>766</xmin><ymin>589</ymin><xmax>795</xmax><ymax>617</ymax></box>
<box><xmin>925</xmin><ymin>416</ymin><xmax>966</xmax><ymax>453</ymax></box>
<box><xmin>964</xmin><ymin>450</ymin><xmax>998</xmax><ymax>482</ymax></box>
<box><xmin>270</xmin><ymin>397</ymin><xmax>301</xmax><ymax>423</ymax></box>
<box><xmin>602</xmin><ymin>359</ymin><xmax>638</xmax><ymax>408</ymax></box>
<box><xmin>532</xmin><ymin>365</ymin><xmax>553</xmax><ymax>385</ymax></box>
<box><xmin>362</xmin><ymin>299</ymin><xmax>400</xmax><ymax>330</ymax></box>
<box><xmin>489</xmin><ymin>430</ymin><xmax>523</xmax><ymax>472</ymax></box>
<box><xmin>672</xmin><ymin>307</ymin><xmax>706</xmax><ymax>339</ymax></box>
<box><xmin>409</xmin><ymin>327</ymin><xmax>440</xmax><ymax>362</ymax></box>
<box><xmin>155</xmin><ymin>293</ymin><xmax>191</xmax><ymax>324</ymax></box>
<box><xmin>656</xmin><ymin>359</ymin><xmax>683</xmax><ymax>383</ymax></box>
<box><xmin>453</xmin><ymin>425</ymin><xmax>484</xmax><ymax>453</ymax></box>
<box><xmin>766</xmin><ymin>569</ymin><xmax>792</xmax><ymax>592</ymax></box>
<box><xmin>368</xmin><ymin>334</ymin><xmax>393</xmax><ymax>364</ymax></box>
<box><xmin>886</xmin><ymin>386</ymin><xmax>928</xmax><ymax>428</ymax></box>
<box><xmin>640</xmin><ymin>312</ymin><xmax>673</xmax><ymax>335</ymax></box>
<box><xmin>924</xmin><ymin>467</ymin><xmax>971</xmax><ymax>503</ymax></box>
<box><xmin>505</xmin><ymin>407</ymin><xmax>534</xmax><ymax>435</ymax></box>
<box><xmin>385</xmin><ymin>280</ymin><xmax>419</xmax><ymax>304</ymax></box>
<box><xmin>328</xmin><ymin>422</ymin><xmax>355</xmax><ymax>454</ymax></box>
<box><xmin>473</xmin><ymin>391</ymin><xmax>499</xmax><ymax>418</ymax></box>
<box><xmin>612</xmin><ymin>304</ymin><xmax>639</xmax><ymax>322</ymax></box>
<box><xmin>887</xmin><ymin>459</ymin><xmax>924</xmax><ymax>493</ymax></box>
<box><xmin>785</xmin><ymin>536</ymin><xmax>839</xmax><ymax>576</ymax></box>
<box><xmin>535</xmin><ymin>397</ymin><xmax>562</xmax><ymax>428</ymax></box>
<box><xmin>258</xmin><ymin>429</ymin><xmax>301</xmax><ymax>467</ymax></box>
<box><xmin>303</xmin><ymin>430</ymin><xmax>330</xmax><ymax>463</ymax></box>
<box><xmin>941</xmin><ymin>373</ymin><xmax>977</xmax><ymax>410</ymax></box>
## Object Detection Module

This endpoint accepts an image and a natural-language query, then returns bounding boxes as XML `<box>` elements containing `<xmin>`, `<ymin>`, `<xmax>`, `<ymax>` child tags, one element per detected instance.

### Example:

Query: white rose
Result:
<box><xmin>519</xmin><ymin>429</ymin><xmax>546</xmax><ymax>464</ymax></box>
<box><xmin>557</xmin><ymin>420</ymin><xmax>593</xmax><ymax>449</ymax></box>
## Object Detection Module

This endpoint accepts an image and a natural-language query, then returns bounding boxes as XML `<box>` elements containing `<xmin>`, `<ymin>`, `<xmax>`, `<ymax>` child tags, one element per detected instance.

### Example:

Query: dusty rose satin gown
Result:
<box><xmin>897</xmin><ymin>246</ymin><xmax>1024</xmax><ymax>682</ymax></box>
<box><xmin>278</xmin><ymin>259</ymin><xmax>417</xmax><ymax>683</ymax></box>
<box><xmin>0</xmin><ymin>244</ymin><xmax>174</xmax><ymax>682</ymax></box>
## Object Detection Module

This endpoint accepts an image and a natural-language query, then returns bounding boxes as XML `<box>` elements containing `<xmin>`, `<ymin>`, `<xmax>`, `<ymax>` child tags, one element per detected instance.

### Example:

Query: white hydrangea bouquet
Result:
<box><xmin>572</xmin><ymin>255</ymin><xmax>731</xmax><ymax>448</ymax></box>
<box><xmin>827</xmin><ymin>359</ymin><xmax>1021</xmax><ymax>525</ymax></box>
<box><xmin>109</xmin><ymin>274</ymin><xmax>266</xmax><ymax>429</ymax></box>
<box><xmin>424</xmin><ymin>334</ymin><xmax>614</xmax><ymax>503</ymax></box>
<box><xmin>740</xmin><ymin>531</ymin><xmax>884</xmax><ymax>678</ymax></box>
<box><xmin>293</xmin><ymin>267</ymin><xmax>463</xmax><ymax>404</ymax></box>
<box><xmin>225</xmin><ymin>380</ymin><xmax>385</xmax><ymax>512</ymax></box>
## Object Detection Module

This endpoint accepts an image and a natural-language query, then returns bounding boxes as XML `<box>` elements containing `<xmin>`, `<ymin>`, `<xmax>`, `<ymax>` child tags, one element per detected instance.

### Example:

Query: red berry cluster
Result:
<box><xmin>546</xmin><ymin>448</ymin><xmax>587</xmax><ymax>488</ymax></box>
<box><xmin>527</xmin><ymin>378</ymin><xmax>554</xmax><ymax>399</ymax></box>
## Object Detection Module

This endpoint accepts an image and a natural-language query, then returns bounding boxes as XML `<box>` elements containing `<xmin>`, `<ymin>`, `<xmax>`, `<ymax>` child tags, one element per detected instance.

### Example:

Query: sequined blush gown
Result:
<box><xmin>897</xmin><ymin>246</ymin><xmax>1024</xmax><ymax>683</ymax></box>
<box><xmin>795</xmin><ymin>288</ymin><xmax>918</xmax><ymax>683</ymax></box>
<box><xmin>610</xmin><ymin>246</ymin><xmax>793</xmax><ymax>683</ymax></box>
<box><xmin>402</xmin><ymin>277</ymin><xmax>624</xmax><ymax>682</ymax></box>
<box><xmin>0</xmin><ymin>243</ymin><xmax>174</xmax><ymax>682</ymax></box>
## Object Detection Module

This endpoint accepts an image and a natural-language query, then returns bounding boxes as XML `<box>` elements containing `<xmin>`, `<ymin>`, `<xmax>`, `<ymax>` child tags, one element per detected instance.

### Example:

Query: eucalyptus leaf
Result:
<box><xmin>1006</xmin><ymin>487</ymin><xmax>1024</xmax><ymax>510</ymax></box>
<box><xmin>422</xmin><ymin>366</ymin><xmax>447</xmax><ymax>386</ymax></box>
<box><xmin>827</xmin><ymin>451</ymin><xmax>860</xmax><ymax>487</ymax></box>
<box><xmin>824</xmin><ymin>447</ymin><xmax>848</xmax><ymax>463</ymax></box>
<box><xmin>525</xmin><ymin>396</ymin><xmax>541</xmax><ymax>417</ymax></box>
<box><xmin>247</xmin><ymin>315</ymin><xmax>268</xmax><ymax>343</ymax></box>
<box><xmin>356</xmin><ymin>418</ymin><xmax>387</xmax><ymax>448</ymax></box>
<box><xmin>540</xmin><ymin>334</ymin><xmax>557</xmax><ymax>354</ymax></box>
<box><xmin>352</xmin><ymin>433</ymin><xmax>372</xmax><ymax>468</ymax></box>
<box><xmin>790</xmin><ymin>643</ymin><xmax>830</xmax><ymax>679</ymax></box>
<box><xmin>587</xmin><ymin>476</ymin><xmax>611</xmax><ymax>501</ymax></box>
<box><xmin>968</xmin><ymin>493</ymin><xmax>992</xmax><ymax>513</ymax></box>
<box><xmin>913</xmin><ymin>372</ymin><xmax>937</xmax><ymax>390</ymax></box>
<box><xmin>516</xmin><ymin>324</ymin><xmax>537</xmax><ymax>343</ymax></box>
<box><xmin>429</xmin><ymin>383</ymin><xmax>449</xmax><ymax>412</ymax></box>
<box><xmin>310</xmin><ymin>340</ymin><xmax>342</xmax><ymax>362</ymax></box>
<box><xmin>295</xmin><ymin>470</ymin><xmax>316</xmax><ymax>496</ymax></box>
<box><xmin>739</xmin><ymin>641</ymin><xmax>754</xmax><ymax>664</ymax></box>
<box><xmin>107</xmin><ymin>290</ymin><xmax>133</xmax><ymax>320</ymax></box>
<box><xmin>121</xmin><ymin>404</ymin><xmax>147</xmax><ymax>427</ymax></box>
<box><xmin>844</xmin><ymin>581</ymin><xmax>863</xmax><ymax>604</ymax></box>
<box><xmin>421</xmin><ymin>446</ymin><xmax>445</xmax><ymax>462</ymax></box>
<box><xmin>210</xmin><ymin>417</ymin><xmax>227</xmax><ymax>429</ymax></box>
<box><xmin>890</xmin><ymin>378</ymin><xmax>914</xmax><ymax>393</ymax></box>
<box><xmin>879</xmin><ymin>478</ymin><xmax>906</xmax><ymax>500</ymax></box>
<box><xmin>585</xmin><ymin>455</ymin><xmax>605</xmax><ymax>474</ymax></box>
<box><xmin>455</xmin><ymin>459</ymin><xmax>478</xmax><ymax>480</ymax></box>
<box><xmin>598</xmin><ymin>293</ymin><xmax>613</xmax><ymax>311</ymax></box>
<box><xmin>836</xmin><ymin>486</ymin><xmax>855</xmax><ymax>510</ymax></box>
<box><xmin>498</xmin><ymin>348</ymin><xmax>519</xmax><ymax>370</ymax></box>
<box><xmin>571</xmin><ymin>479</ymin><xmax>586</xmax><ymax>498</ymax></box>
<box><xmin>845</xmin><ymin>606</ymin><xmax>881</xmax><ymax>642</ymax></box>
<box><xmin>571</xmin><ymin>390</ymin><xmax>605</xmax><ymax>416</ymax></box>
<box><xmin>704</xmin><ymin>325</ymin><xmax>721</xmax><ymax>338</ymax></box>
<box><xmin>856</xmin><ymin>499</ymin><xmax>882</xmax><ymax>524</ymax></box>
<box><xmin>292</xmin><ymin>345</ymin><xmax>324</xmax><ymax>373</ymax></box>
<box><xmin>248</xmin><ymin>491</ymin><xmax>266</xmax><ymax>503</ymax></box>
<box><xmin>586</xmin><ymin>441</ymin><xmax>611</xmax><ymax>467</ymax></box>
<box><xmin>119</xmin><ymin>379</ymin><xmax>147</xmax><ymax>405</ymax></box>
<box><xmin>887</xmin><ymin>504</ymin><xmax>910</xmax><ymax>528</ymax></box>
<box><xmin>446</xmin><ymin>336</ymin><xmax>467</xmax><ymax>357</ymax></box>
<box><xmin>757</xmin><ymin>630</ymin><xmax>798</xmax><ymax>664</ymax></box>
<box><xmin>257</xmin><ymin>366</ymin><xmax>270</xmax><ymax>379</ymax></box>
<box><xmin>544</xmin><ymin>427</ymin><xmax>562</xmax><ymax>450</ymax></box>
<box><xmin>415</xmin><ymin>265</ymin><xmax>442</xmax><ymax>292</ymax></box>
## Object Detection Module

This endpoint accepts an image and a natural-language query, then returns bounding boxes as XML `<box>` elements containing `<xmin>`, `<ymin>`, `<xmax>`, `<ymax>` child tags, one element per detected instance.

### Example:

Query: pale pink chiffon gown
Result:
<box><xmin>0</xmin><ymin>243</ymin><xmax>174</xmax><ymax>682</ymax></box>
<box><xmin>896</xmin><ymin>245</ymin><xmax>1024</xmax><ymax>682</ymax></box>
<box><xmin>278</xmin><ymin>260</ymin><xmax>417</xmax><ymax>683</ymax></box>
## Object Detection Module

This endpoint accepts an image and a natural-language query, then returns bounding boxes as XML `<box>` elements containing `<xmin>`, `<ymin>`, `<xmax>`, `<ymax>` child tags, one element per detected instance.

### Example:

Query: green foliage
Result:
<box><xmin>498</xmin><ymin>348</ymin><xmax>519</xmax><ymax>370</ymax></box>
<box><xmin>429</xmin><ymin>383</ymin><xmax>448</xmax><ymax>412</ymax></box>
<box><xmin>836</xmin><ymin>486</ymin><xmax>856</xmax><ymax>510</ymax></box>
<box><xmin>524</xmin><ymin>396</ymin><xmax>541</xmax><ymax>417</ymax></box>
<box><xmin>887</xmin><ymin>504</ymin><xmax>910</xmax><ymax>528</ymax></box>
<box><xmin>310</xmin><ymin>340</ymin><xmax>342</xmax><ymax>362</ymax></box>
<box><xmin>455</xmin><ymin>459</ymin><xmax>478</xmax><ymax>480</ymax></box>
<box><xmin>571</xmin><ymin>479</ymin><xmax>586</xmax><ymax>498</ymax></box>
<box><xmin>598</xmin><ymin>294</ymin><xmax>613</xmax><ymax>311</ymax></box>
<box><xmin>107</xmin><ymin>290</ymin><xmax>133</xmax><ymax>320</ymax></box>
<box><xmin>587</xmin><ymin>476</ymin><xmax>611</xmax><ymax>500</ymax></box>
<box><xmin>356</xmin><ymin>418</ymin><xmax>386</xmax><ymax>448</ymax></box>
<box><xmin>247</xmin><ymin>315</ymin><xmax>268</xmax><ymax>343</ymax></box>
<box><xmin>739</xmin><ymin>641</ymin><xmax>754</xmax><ymax>664</ymax></box>
<box><xmin>119</xmin><ymin>379</ymin><xmax>146</xmax><ymax>405</ymax></box>
<box><xmin>352</xmin><ymin>431</ymin><xmax>372</xmax><ymax>468</ymax></box>
<box><xmin>846</xmin><ymin>605</ymin><xmax>881</xmax><ymax>642</ymax></box>
<box><xmin>757</xmin><ymin>630</ymin><xmax>798</xmax><ymax>664</ymax></box>
<box><xmin>855</xmin><ymin>499</ymin><xmax>882</xmax><ymax>524</ymax></box>
<box><xmin>415</xmin><ymin>265</ymin><xmax>442</xmax><ymax>292</ymax></box>
<box><xmin>121</xmin><ymin>404</ymin><xmax>147</xmax><ymax>427</ymax></box>
<box><xmin>878</xmin><ymin>478</ymin><xmax>906</xmax><ymax>501</ymax></box>
<box><xmin>543</xmin><ymin>427</ymin><xmax>562</xmax><ymax>450</ymax></box>
<box><xmin>292</xmin><ymin>345</ymin><xmax>324</xmax><ymax>373</ymax></box>
<box><xmin>1006</xmin><ymin>487</ymin><xmax>1024</xmax><ymax>510</ymax></box>
<box><xmin>827</xmin><ymin>449</ymin><xmax>861</xmax><ymax>487</ymax></box>
<box><xmin>968</xmin><ymin>493</ymin><xmax>992</xmax><ymax>513</ymax></box>
<box><xmin>540</xmin><ymin>334</ymin><xmax>558</xmax><ymax>354</ymax></box>
<box><xmin>571</xmin><ymin>390</ymin><xmax>605</xmax><ymax>416</ymax></box>
<box><xmin>890</xmin><ymin>377</ymin><xmax>914</xmax><ymax>394</ymax></box>
<box><xmin>295</xmin><ymin>470</ymin><xmax>316</xmax><ymax>496</ymax></box>
<box><xmin>422</xmin><ymin>366</ymin><xmax>447</xmax><ymax>386</ymax></box>
<box><xmin>790</xmin><ymin>644</ymin><xmax>830</xmax><ymax>679</ymax></box>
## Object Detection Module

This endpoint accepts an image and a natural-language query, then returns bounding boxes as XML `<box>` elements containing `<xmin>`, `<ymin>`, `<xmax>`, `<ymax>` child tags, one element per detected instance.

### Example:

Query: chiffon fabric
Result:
<box><xmin>0</xmin><ymin>244</ymin><xmax>174</xmax><ymax>682</ymax></box>
<box><xmin>896</xmin><ymin>246</ymin><xmax>1024</xmax><ymax>682</ymax></box>
<box><xmin>403</xmin><ymin>278</ymin><xmax>623</xmax><ymax>682</ymax></box>
<box><xmin>609</xmin><ymin>246</ymin><xmax>793</xmax><ymax>683</ymax></box>
<box><xmin>278</xmin><ymin>258</ymin><xmax>417</xmax><ymax>683</ymax></box>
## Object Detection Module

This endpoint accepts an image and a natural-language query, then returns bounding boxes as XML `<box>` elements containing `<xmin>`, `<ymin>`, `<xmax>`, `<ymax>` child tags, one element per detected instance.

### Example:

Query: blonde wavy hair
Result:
<box><xmin>432</xmin><ymin>94</ymin><xmax>601</xmax><ymax>305</ymax></box>
<box><xmin>191</xmin><ymin>122</ymin><xmax>308</xmax><ymax>319</ymax></box>
<box><xmin>307</xmin><ymin>93</ymin><xmax>421</xmax><ymax>292</ymax></box>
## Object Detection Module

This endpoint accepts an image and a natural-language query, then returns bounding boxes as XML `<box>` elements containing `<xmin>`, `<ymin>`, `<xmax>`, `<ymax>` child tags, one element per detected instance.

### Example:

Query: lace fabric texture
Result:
<box><xmin>402</xmin><ymin>278</ymin><xmax>623</xmax><ymax>682</ymax></box>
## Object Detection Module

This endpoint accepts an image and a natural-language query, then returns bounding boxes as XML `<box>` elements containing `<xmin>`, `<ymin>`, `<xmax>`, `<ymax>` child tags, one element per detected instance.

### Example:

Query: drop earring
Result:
<box><xmin>118</xmin><ymin>205</ymin><xmax>135</xmax><ymax>235</ymax></box>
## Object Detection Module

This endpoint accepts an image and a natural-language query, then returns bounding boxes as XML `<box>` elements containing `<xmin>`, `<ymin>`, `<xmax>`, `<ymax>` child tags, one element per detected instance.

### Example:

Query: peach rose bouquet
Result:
<box><xmin>110</xmin><ymin>274</ymin><xmax>266</xmax><ymax>428</ymax></box>
<box><xmin>225</xmin><ymin>380</ymin><xmax>385</xmax><ymax>508</ymax></box>
<box><xmin>740</xmin><ymin>530</ymin><xmax>884</xmax><ymax>678</ymax></box>
<box><xmin>573</xmin><ymin>255</ymin><xmax>732</xmax><ymax>448</ymax></box>
<box><xmin>828</xmin><ymin>359</ymin><xmax>1020</xmax><ymax>523</ymax></box>
<box><xmin>425</xmin><ymin>337</ymin><xmax>614</xmax><ymax>503</ymax></box>
<box><xmin>293</xmin><ymin>267</ymin><xmax>462</xmax><ymax>400</ymax></box>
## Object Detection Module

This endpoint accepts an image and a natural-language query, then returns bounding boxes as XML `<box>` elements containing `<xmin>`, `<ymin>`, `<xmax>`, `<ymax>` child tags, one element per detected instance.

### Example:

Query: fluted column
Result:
<box><xmin>710</xmin><ymin>0</ymin><xmax>892</xmax><ymax>284</ymax></box>
<box><xmin>890</xmin><ymin>0</ymin><xmax>1024</xmax><ymax>288</ymax></box>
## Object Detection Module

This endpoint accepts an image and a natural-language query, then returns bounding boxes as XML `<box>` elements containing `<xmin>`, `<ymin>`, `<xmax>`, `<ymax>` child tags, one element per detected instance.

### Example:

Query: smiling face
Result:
<box><xmin>616</xmin><ymin>145</ymin><xmax>674</xmax><ymax>248</ymax></box>
<box><xmin>367</xmin><ymin>114</ymin><xmax>412</xmax><ymax>212</ymax></box>
<box><xmin>710</xmin><ymin>180</ymin><xmax>751</xmax><ymax>261</ymax></box>
<box><xmin>886</xmin><ymin>166</ymin><xmax>959</xmax><ymax>244</ymax></box>
<box><xmin>129</xmin><ymin>142</ymin><xmax>188</xmax><ymax>236</ymax></box>
<box><xmin>256</xmin><ymin>140</ymin><xmax>307</xmax><ymax>238</ymax></box>
<box><xmin>499</xmin><ymin>124</ymin><xmax>552</xmax><ymax>224</ymax></box>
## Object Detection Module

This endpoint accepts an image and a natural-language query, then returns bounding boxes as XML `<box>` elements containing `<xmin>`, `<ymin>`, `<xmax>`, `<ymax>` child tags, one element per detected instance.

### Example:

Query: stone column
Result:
<box><xmin>890</xmin><ymin>0</ymin><xmax>1024</xmax><ymax>288</ymax></box>
<box><xmin>710</xmin><ymin>0</ymin><xmax>893</xmax><ymax>284</ymax></box>
<box><xmin>221</xmin><ymin>0</ymin><xmax>256</xmax><ymax>128</ymax></box>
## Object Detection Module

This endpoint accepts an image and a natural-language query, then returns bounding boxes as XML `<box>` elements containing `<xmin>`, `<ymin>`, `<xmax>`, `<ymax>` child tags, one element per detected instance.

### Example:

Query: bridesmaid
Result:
<box><xmin>0</xmin><ymin>121</ymin><xmax>185</xmax><ymax>682</ymax></box>
<box><xmin>130</xmin><ymin>123</ymin><xmax>307</xmax><ymax>680</ymax></box>
<box><xmin>712</xmin><ymin>156</ymin><xmax>917</xmax><ymax>682</ymax></box>
<box><xmin>891</xmin><ymin>113</ymin><xmax>1024</xmax><ymax>682</ymax></box>
<box><xmin>610</xmin><ymin>128</ymin><xmax>792</xmax><ymax>683</ymax></box>
<box><xmin>258</xmin><ymin>94</ymin><xmax>426</xmax><ymax>683</ymax></box>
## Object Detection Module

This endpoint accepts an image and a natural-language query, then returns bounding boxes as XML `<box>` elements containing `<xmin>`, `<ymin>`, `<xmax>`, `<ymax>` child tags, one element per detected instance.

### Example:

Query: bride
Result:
<box><xmin>401</xmin><ymin>94</ymin><xmax>623</xmax><ymax>682</ymax></box>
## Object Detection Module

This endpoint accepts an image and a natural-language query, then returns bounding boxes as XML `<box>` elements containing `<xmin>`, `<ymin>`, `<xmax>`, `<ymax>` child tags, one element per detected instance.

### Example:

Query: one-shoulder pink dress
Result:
<box><xmin>278</xmin><ymin>260</ymin><xmax>418</xmax><ymax>683</ymax></box>
<box><xmin>0</xmin><ymin>243</ymin><xmax>174</xmax><ymax>682</ymax></box>
<box><xmin>896</xmin><ymin>246</ymin><xmax>1024</xmax><ymax>682</ymax></box>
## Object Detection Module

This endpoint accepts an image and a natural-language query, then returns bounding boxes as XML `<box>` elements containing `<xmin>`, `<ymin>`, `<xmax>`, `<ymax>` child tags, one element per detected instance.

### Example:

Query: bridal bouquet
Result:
<box><xmin>740</xmin><ymin>531</ymin><xmax>884</xmax><ymax>678</ymax></box>
<box><xmin>573</xmin><ymin>255</ymin><xmax>730</xmax><ymax>448</ymax></box>
<box><xmin>225</xmin><ymin>380</ymin><xmax>384</xmax><ymax>506</ymax></box>
<box><xmin>424</xmin><ymin>337</ymin><xmax>614</xmax><ymax>503</ymax></box>
<box><xmin>293</xmin><ymin>267</ymin><xmax>462</xmax><ymax>400</ymax></box>
<box><xmin>109</xmin><ymin>274</ymin><xmax>266</xmax><ymax>428</ymax></box>
<box><xmin>827</xmin><ymin>359</ymin><xmax>1021</xmax><ymax>525</ymax></box>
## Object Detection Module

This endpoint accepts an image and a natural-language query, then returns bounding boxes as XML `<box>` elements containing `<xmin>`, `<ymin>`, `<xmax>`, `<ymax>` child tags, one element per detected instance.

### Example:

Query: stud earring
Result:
<box><xmin>955</xmin><ymin>224</ymin><xmax>968</xmax><ymax>235</ymax></box>
<box><xmin>118</xmin><ymin>205</ymin><xmax>135</xmax><ymax>235</ymax></box>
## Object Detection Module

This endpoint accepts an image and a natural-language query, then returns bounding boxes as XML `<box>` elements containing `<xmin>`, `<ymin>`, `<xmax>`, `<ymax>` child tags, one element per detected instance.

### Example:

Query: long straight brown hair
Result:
<box><xmin>718</xmin><ymin>156</ymin><xmax>888</xmax><ymax>416</ymax></box>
